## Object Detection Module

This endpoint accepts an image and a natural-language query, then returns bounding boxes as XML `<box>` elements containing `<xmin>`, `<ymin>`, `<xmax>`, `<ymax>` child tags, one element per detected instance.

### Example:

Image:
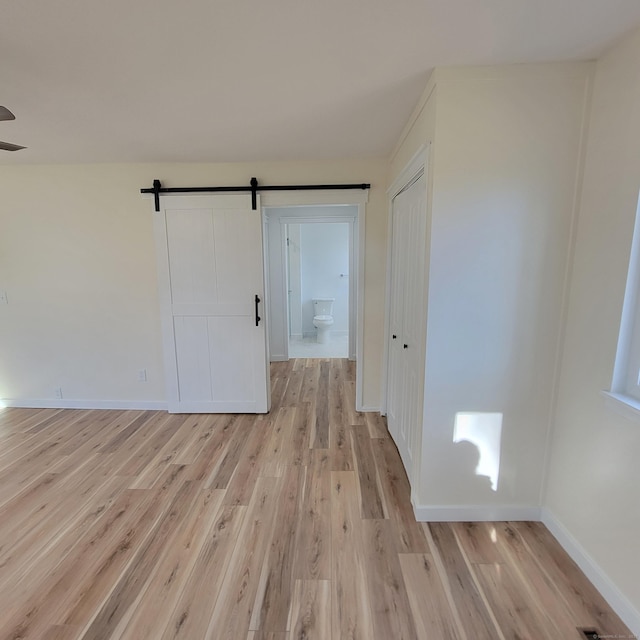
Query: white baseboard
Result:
<box><xmin>541</xmin><ymin>508</ymin><xmax>640</xmax><ymax>638</ymax></box>
<box><xmin>359</xmin><ymin>405</ymin><xmax>380</xmax><ymax>413</ymax></box>
<box><xmin>269</xmin><ymin>355</ymin><xmax>289</xmax><ymax>362</ymax></box>
<box><xmin>2</xmin><ymin>399</ymin><xmax>168</xmax><ymax>411</ymax></box>
<box><xmin>412</xmin><ymin>502</ymin><xmax>542</xmax><ymax>522</ymax></box>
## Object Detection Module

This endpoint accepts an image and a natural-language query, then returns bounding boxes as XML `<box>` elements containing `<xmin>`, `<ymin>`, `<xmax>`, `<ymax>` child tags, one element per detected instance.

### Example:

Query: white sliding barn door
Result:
<box><xmin>387</xmin><ymin>173</ymin><xmax>427</xmax><ymax>478</ymax></box>
<box><xmin>155</xmin><ymin>194</ymin><xmax>269</xmax><ymax>413</ymax></box>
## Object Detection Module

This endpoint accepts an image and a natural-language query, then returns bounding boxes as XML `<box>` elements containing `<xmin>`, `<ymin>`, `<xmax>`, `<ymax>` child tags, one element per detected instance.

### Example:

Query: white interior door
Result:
<box><xmin>155</xmin><ymin>194</ymin><xmax>269</xmax><ymax>413</ymax></box>
<box><xmin>386</xmin><ymin>203</ymin><xmax>407</xmax><ymax>445</ymax></box>
<box><xmin>387</xmin><ymin>173</ymin><xmax>427</xmax><ymax>477</ymax></box>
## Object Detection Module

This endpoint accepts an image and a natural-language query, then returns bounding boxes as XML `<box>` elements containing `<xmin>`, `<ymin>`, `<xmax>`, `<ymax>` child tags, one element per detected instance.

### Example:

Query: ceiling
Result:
<box><xmin>2</xmin><ymin>0</ymin><xmax>640</xmax><ymax>164</ymax></box>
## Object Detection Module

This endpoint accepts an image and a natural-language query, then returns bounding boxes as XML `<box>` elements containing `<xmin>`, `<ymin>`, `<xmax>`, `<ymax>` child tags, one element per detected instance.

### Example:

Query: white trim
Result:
<box><xmin>601</xmin><ymin>390</ymin><xmax>640</xmax><ymax>422</ymax></box>
<box><xmin>538</xmin><ymin>71</ymin><xmax>595</xmax><ymax>507</ymax></box>
<box><xmin>262</xmin><ymin>193</ymin><xmax>366</xmax><ymax>411</ymax></box>
<box><xmin>153</xmin><ymin>206</ymin><xmax>181</xmax><ymax>410</ymax></box>
<box><xmin>412</xmin><ymin>502</ymin><xmax>542</xmax><ymax>522</ymax></box>
<box><xmin>390</xmin><ymin>74</ymin><xmax>437</xmax><ymax>165</ymax></box>
<box><xmin>277</xmin><ymin>215</ymin><xmax>357</xmax><ymax>224</ymax></box>
<box><xmin>541</xmin><ymin>508</ymin><xmax>640</xmax><ymax>637</ymax></box>
<box><xmin>1</xmin><ymin>399</ymin><xmax>167</xmax><ymax>411</ymax></box>
<box><xmin>359</xmin><ymin>405</ymin><xmax>380</xmax><ymax>413</ymax></box>
<box><xmin>261</xmin><ymin>190</ymin><xmax>368</xmax><ymax>207</ymax></box>
<box><xmin>387</xmin><ymin>144</ymin><xmax>428</xmax><ymax>199</ymax></box>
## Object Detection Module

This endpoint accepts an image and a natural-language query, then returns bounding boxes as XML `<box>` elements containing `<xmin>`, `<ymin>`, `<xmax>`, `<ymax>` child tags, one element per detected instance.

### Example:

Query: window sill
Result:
<box><xmin>601</xmin><ymin>390</ymin><xmax>640</xmax><ymax>422</ymax></box>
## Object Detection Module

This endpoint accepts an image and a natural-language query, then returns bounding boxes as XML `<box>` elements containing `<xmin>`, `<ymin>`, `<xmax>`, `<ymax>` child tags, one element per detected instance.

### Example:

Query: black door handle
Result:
<box><xmin>392</xmin><ymin>334</ymin><xmax>397</xmax><ymax>339</ymax></box>
<box><xmin>255</xmin><ymin>294</ymin><xmax>261</xmax><ymax>326</ymax></box>
<box><xmin>403</xmin><ymin>344</ymin><xmax>408</xmax><ymax>349</ymax></box>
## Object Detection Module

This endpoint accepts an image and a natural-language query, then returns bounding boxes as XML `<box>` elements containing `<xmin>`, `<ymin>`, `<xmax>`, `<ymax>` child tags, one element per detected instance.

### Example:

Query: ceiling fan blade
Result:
<box><xmin>0</xmin><ymin>141</ymin><xmax>26</xmax><ymax>151</ymax></box>
<box><xmin>0</xmin><ymin>106</ymin><xmax>16</xmax><ymax>121</ymax></box>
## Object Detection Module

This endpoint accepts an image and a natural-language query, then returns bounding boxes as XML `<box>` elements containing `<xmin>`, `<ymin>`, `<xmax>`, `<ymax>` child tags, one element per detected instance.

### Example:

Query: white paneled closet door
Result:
<box><xmin>155</xmin><ymin>194</ymin><xmax>269</xmax><ymax>413</ymax></box>
<box><xmin>387</xmin><ymin>172</ymin><xmax>427</xmax><ymax>480</ymax></box>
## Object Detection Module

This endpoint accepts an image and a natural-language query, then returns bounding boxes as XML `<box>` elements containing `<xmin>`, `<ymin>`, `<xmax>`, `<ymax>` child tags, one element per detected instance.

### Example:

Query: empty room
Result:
<box><xmin>1</xmin><ymin>1</ymin><xmax>640</xmax><ymax>638</ymax></box>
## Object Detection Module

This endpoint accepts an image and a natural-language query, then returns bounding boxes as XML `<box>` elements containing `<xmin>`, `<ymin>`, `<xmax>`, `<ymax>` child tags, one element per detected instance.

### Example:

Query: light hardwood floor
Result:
<box><xmin>0</xmin><ymin>359</ymin><xmax>632</xmax><ymax>639</ymax></box>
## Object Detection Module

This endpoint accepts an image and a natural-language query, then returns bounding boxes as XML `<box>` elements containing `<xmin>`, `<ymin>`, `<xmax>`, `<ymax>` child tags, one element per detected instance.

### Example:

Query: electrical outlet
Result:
<box><xmin>54</xmin><ymin>387</ymin><xmax>63</xmax><ymax>399</ymax></box>
<box><xmin>138</xmin><ymin>369</ymin><xmax>147</xmax><ymax>382</ymax></box>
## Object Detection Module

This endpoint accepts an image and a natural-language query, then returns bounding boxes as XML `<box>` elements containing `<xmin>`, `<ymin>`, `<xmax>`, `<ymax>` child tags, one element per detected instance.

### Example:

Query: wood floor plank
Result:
<box><xmin>160</xmin><ymin>504</ymin><xmax>247</xmax><ymax>640</ymax></box>
<box><xmin>289</xmin><ymin>403</ymin><xmax>311</xmax><ymax>467</ymax></box>
<box><xmin>328</xmin><ymin>359</ymin><xmax>346</xmax><ymax>428</ymax></box>
<box><xmin>343</xmin><ymin>380</ymin><xmax>363</xmax><ymax>425</ymax></box>
<box><xmin>43</xmin><ymin>624</ymin><xmax>81</xmax><ymax>640</ymax></box>
<box><xmin>492</xmin><ymin>521</ymin><xmax>601</xmax><ymax>639</ymax></box>
<box><xmin>329</xmin><ymin>422</ymin><xmax>354</xmax><ymax>471</ymax></box>
<box><xmin>251</xmin><ymin>465</ymin><xmax>303</xmax><ymax>633</ymax></box>
<box><xmin>281</xmin><ymin>367</ymin><xmax>304</xmax><ymax>407</ymax></box>
<box><xmin>331</xmin><ymin>470</ymin><xmax>374</xmax><ymax>640</ymax></box>
<box><xmin>513</xmin><ymin>521</ymin><xmax>631</xmax><ymax>637</ymax></box>
<box><xmin>75</xmin><ymin>481</ymin><xmax>209</xmax><ymax>638</ymax></box>
<box><xmin>362</xmin><ymin>518</ymin><xmax>418</xmax><ymax>639</ymax></box>
<box><xmin>270</xmin><ymin>376</ymin><xmax>289</xmax><ymax>410</ymax></box>
<box><xmin>55</xmin><ymin>409</ymin><xmax>127</xmax><ymax>455</ymax></box>
<box><xmin>172</xmin><ymin>413</ymin><xmax>222</xmax><ymax>465</ymax></box>
<box><xmin>300</xmin><ymin>364</ymin><xmax>320</xmax><ymax>404</ymax></box>
<box><xmin>452</xmin><ymin>521</ymin><xmax>505</xmax><ymax>565</ymax></box>
<box><xmin>129</xmin><ymin>413</ymin><xmax>210</xmax><ymax>488</ymax></box>
<box><xmin>118</xmin><ymin>488</ymin><xmax>225</xmax><ymax>640</ymax></box>
<box><xmin>98</xmin><ymin>410</ymin><xmax>157</xmax><ymax>454</ymax></box>
<box><xmin>207</xmin><ymin>415</ymin><xmax>254</xmax><ymax>489</ymax></box>
<box><xmin>427</xmin><ymin>522</ymin><xmax>502</xmax><ymax>640</ymax></box>
<box><xmin>0</xmin><ymin>461</ymin><xmax>131</xmax><ymax>595</ymax></box>
<box><xmin>350</xmin><ymin>425</ymin><xmax>387</xmax><ymax>519</ymax></box>
<box><xmin>204</xmin><ymin>476</ymin><xmax>282</xmax><ymax>640</ymax></box>
<box><xmin>371</xmin><ymin>437</ymin><xmax>428</xmax><ymax>553</ymax></box>
<box><xmin>0</xmin><ymin>362</ymin><xmax>631</xmax><ymax>640</ymax></box>
<box><xmin>365</xmin><ymin>412</ymin><xmax>388</xmax><ymax>439</ymax></box>
<box><xmin>261</xmin><ymin>407</ymin><xmax>296</xmax><ymax>477</ymax></box>
<box><xmin>247</xmin><ymin>632</ymin><xmax>288</xmax><ymax>640</ymax></box>
<box><xmin>181</xmin><ymin>414</ymin><xmax>243</xmax><ymax>483</ymax></box>
<box><xmin>313</xmin><ymin>361</ymin><xmax>330</xmax><ymax>449</ymax></box>
<box><xmin>398</xmin><ymin>553</ymin><xmax>462</xmax><ymax>639</ymax></box>
<box><xmin>288</xmin><ymin>579</ymin><xmax>331</xmax><ymax>640</ymax></box>
<box><xmin>1</xmin><ymin>488</ymin><xmax>160</xmax><ymax>640</ymax></box>
<box><xmin>116</xmin><ymin>413</ymin><xmax>184</xmax><ymax>477</ymax></box>
<box><xmin>223</xmin><ymin>418</ymin><xmax>273</xmax><ymax>506</ymax></box>
<box><xmin>293</xmin><ymin>449</ymin><xmax>332</xmax><ymax>581</ymax></box>
<box><xmin>475</xmin><ymin>562</ymin><xmax>560</xmax><ymax>640</ymax></box>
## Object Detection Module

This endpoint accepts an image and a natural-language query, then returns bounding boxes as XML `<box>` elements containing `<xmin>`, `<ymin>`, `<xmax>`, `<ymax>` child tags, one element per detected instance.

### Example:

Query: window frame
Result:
<box><xmin>605</xmin><ymin>191</ymin><xmax>640</xmax><ymax>418</ymax></box>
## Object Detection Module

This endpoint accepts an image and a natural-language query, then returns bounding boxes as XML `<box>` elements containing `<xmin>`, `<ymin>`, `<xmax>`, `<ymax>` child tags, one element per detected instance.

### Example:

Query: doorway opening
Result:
<box><xmin>286</xmin><ymin>220</ymin><xmax>351</xmax><ymax>358</ymax></box>
<box><xmin>262</xmin><ymin>190</ymin><xmax>366</xmax><ymax>412</ymax></box>
<box><xmin>264</xmin><ymin>205</ymin><xmax>357</xmax><ymax>361</ymax></box>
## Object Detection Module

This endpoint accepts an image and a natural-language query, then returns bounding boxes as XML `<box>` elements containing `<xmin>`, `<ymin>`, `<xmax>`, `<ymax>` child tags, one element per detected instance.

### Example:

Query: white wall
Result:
<box><xmin>389</xmin><ymin>63</ymin><xmax>593</xmax><ymax>512</ymax></box>
<box><xmin>0</xmin><ymin>160</ymin><xmax>387</xmax><ymax>409</ymax></box>
<box><xmin>299</xmin><ymin>222</ymin><xmax>349</xmax><ymax>336</ymax></box>
<box><xmin>544</xmin><ymin>27</ymin><xmax>640</xmax><ymax>633</ymax></box>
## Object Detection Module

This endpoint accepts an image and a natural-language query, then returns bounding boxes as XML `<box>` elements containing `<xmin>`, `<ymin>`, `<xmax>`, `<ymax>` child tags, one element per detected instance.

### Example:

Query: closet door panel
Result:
<box><xmin>387</xmin><ymin>173</ymin><xmax>427</xmax><ymax>483</ymax></box>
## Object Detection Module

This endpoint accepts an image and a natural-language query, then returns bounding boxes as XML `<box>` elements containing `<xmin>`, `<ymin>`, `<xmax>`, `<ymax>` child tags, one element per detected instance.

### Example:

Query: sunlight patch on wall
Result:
<box><xmin>454</xmin><ymin>411</ymin><xmax>503</xmax><ymax>491</ymax></box>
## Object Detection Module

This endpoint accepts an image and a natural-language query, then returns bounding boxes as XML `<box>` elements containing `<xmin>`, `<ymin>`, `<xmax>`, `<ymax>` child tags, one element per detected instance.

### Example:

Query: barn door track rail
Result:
<box><xmin>141</xmin><ymin>177</ymin><xmax>371</xmax><ymax>212</ymax></box>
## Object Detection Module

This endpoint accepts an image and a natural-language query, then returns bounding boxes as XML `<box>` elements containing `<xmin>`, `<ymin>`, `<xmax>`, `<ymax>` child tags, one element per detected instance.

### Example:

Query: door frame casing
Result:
<box><xmin>261</xmin><ymin>190</ymin><xmax>367</xmax><ymax>412</ymax></box>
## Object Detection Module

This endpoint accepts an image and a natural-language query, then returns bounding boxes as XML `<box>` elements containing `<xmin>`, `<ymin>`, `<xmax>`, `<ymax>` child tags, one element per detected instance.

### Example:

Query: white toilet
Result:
<box><xmin>313</xmin><ymin>298</ymin><xmax>335</xmax><ymax>344</ymax></box>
